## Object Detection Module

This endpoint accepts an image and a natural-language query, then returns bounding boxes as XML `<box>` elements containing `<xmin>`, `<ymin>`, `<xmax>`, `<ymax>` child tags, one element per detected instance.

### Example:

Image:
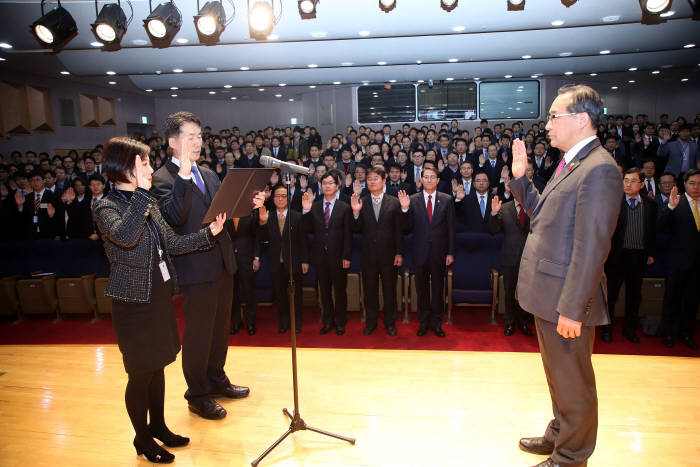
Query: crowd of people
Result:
<box><xmin>0</xmin><ymin>111</ymin><xmax>698</xmax><ymax>346</ymax></box>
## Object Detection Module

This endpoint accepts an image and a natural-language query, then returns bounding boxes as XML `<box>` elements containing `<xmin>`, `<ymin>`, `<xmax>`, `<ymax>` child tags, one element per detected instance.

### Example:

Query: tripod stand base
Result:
<box><xmin>251</xmin><ymin>408</ymin><xmax>356</xmax><ymax>467</ymax></box>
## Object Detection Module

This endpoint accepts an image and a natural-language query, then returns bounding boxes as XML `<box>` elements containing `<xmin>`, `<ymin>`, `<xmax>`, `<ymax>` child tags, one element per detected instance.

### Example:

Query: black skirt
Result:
<box><xmin>112</xmin><ymin>259</ymin><xmax>180</xmax><ymax>374</ymax></box>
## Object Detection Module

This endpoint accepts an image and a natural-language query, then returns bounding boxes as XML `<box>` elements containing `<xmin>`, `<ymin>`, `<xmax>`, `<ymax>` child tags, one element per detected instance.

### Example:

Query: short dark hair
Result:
<box><xmin>103</xmin><ymin>136</ymin><xmax>150</xmax><ymax>184</ymax></box>
<box><xmin>660</xmin><ymin>171</ymin><xmax>676</xmax><ymax>181</ymax></box>
<box><xmin>84</xmin><ymin>155</ymin><xmax>95</xmax><ymax>164</ymax></box>
<box><xmin>29</xmin><ymin>170</ymin><xmax>43</xmax><ymax>180</ymax></box>
<box><xmin>421</xmin><ymin>165</ymin><xmax>439</xmax><ymax>178</ymax></box>
<box><xmin>367</xmin><ymin>165</ymin><xmax>386</xmax><ymax>179</ymax></box>
<box><xmin>88</xmin><ymin>174</ymin><xmax>106</xmax><ymax>185</ymax></box>
<box><xmin>271</xmin><ymin>184</ymin><xmax>287</xmax><ymax>197</ymax></box>
<box><xmin>320</xmin><ymin>171</ymin><xmax>339</xmax><ymax>185</ymax></box>
<box><xmin>684</xmin><ymin>168</ymin><xmax>700</xmax><ymax>182</ymax></box>
<box><xmin>460</xmin><ymin>160</ymin><xmax>474</xmax><ymax>169</ymax></box>
<box><xmin>624</xmin><ymin>167</ymin><xmax>643</xmax><ymax>181</ymax></box>
<box><xmin>558</xmin><ymin>84</ymin><xmax>604</xmax><ymax>128</ymax></box>
<box><xmin>163</xmin><ymin>111</ymin><xmax>201</xmax><ymax>140</ymax></box>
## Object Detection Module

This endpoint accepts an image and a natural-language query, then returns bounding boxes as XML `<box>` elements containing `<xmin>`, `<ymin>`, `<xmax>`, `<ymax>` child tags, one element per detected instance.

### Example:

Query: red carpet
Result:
<box><xmin>0</xmin><ymin>298</ymin><xmax>698</xmax><ymax>357</ymax></box>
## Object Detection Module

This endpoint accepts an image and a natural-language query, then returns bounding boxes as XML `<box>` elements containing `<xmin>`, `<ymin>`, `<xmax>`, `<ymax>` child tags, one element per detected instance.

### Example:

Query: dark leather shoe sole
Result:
<box><xmin>188</xmin><ymin>401</ymin><xmax>226</xmax><ymax>420</ymax></box>
<box><xmin>363</xmin><ymin>326</ymin><xmax>376</xmax><ymax>336</ymax></box>
<box><xmin>320</xmin><ymin>325</ymin><xmax>333</xmax><ymax>335</ymax></box>
<box><xmin>416</xmin><ymin>327</ymin><xmax>428</xmax><ymax>336</ymax></box>
<box><xmin>433</xmin><ymin>327</ymin><xmax>445</xmax><ymax>338</ymax></box>
<box><xmin>336</xmin><ymin>326</ymin><xmax>346</xmax><ymax>335</ymax></box>
<box><xmin>518</xmin><ymin>437</ymin><xmax>554</xmax><ymax>455</ymax></box>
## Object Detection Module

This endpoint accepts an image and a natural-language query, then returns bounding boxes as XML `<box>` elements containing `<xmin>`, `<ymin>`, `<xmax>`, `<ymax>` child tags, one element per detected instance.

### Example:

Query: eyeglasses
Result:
<box><xmin>547</xmin><ymin>112</ymin><xmax>580</xmax><ymax>122</ymax></box>
<box><xmin>422</xmin><ymin>175</ymin><xmax>438</xmax><ymax>180</ymax></box>
<box><xmin>273</xmin><ymin>194</ymin><xmax>287</xmax><ymax>199</ymax></box>
<box><xmin>623</xmin><ymin>178</ymin><xmax>642</xmax><ymax>184</ymax></box>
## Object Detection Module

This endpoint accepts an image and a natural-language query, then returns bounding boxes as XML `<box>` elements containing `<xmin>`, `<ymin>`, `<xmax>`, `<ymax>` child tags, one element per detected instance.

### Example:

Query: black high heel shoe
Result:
<box><xmin>148</xmin><ymin>424</ymin><xmax>190</xmax><ymax>447</ymax></box>
<box><xmin>133</xmin><ymin>439</ymin><xmax>175</xmax><ymax>464</ymax></box>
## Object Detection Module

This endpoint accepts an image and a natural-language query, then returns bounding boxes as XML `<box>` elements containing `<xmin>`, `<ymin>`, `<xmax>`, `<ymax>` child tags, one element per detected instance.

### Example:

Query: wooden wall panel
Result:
<box><xmin>0</xmin><ymin>81</ymin><xmax>31</xmax><ymax>135</ymax></box>
<box><xmin>96</xmin><ymin>96</ymin><xmax>116</xmax><ymax>126</ymax></box>
<box><xmin>26</xmin><ymin>85</ymin><xmax>55</xmax><ymax>132</ymax></box>
<box><xmin>78</xmin><ymin>93</ymin><xmax>99</xmax><ymax>127</ymax></box>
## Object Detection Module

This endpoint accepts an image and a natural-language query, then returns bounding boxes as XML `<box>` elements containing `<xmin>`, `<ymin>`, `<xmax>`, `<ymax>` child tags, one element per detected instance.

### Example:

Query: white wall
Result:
<box><xmin>0</xmin><ymin>71</ymin><xmax>156</xmax><ymax>157</ymax></box>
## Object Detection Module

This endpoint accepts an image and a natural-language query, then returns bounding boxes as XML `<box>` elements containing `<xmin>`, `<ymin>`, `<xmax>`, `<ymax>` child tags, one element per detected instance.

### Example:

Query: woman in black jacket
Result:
<box><xmin>93</xmin><ymin>136</ymin><xmax>227</xmax><ymax>464</ymax></box>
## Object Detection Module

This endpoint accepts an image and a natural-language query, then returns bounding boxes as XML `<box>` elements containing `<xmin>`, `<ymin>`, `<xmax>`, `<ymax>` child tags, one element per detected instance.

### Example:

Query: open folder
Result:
<box><xmin>202</xmin><ymin>168</ymin><xmax>274</xmax><ymax>223</ymax></box>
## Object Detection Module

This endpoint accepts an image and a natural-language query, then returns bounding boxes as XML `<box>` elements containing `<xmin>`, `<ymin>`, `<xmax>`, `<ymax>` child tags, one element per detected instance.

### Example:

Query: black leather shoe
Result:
<box><xmin>417</xmin><ymin>324</ymin><xmax>428</xmax><ymax>336</ymax></box>
<box><xmin>230</xmin><ymin>323</ymin><xmax>241</xmax><ymax>335</ymax></box>
<box><xmin>134</xmin><ymin>438</ymin><xmax>174</xmax><ymax>463</ymax></box>
<box><xmin>247</xmin><ymin>325</ymin><xmax>256</xmax><ymax>335</ymax></box>
<box><xmin>320</xmin><ymin>324</ymin><xmax>333</xmax><ymax>334</ymax></box>
<box><xmin>433</xmin><ymin>325</ymin><xmax>446</xmax><ymax>338</ymax></box>
<box><xmin>278</xmin><ymin>325</ymin><xmax>289</xmax><ymax>334</ymax></box>
<box><xmin>519</xmin><ymin>436</ymin><xmax>554</xmax><ymax>455</ymax></box>
<box><xmin>188</xmin><ymin>398</ymin><xmax>226</xmax><ymax>420</ymax></box>
<box><xmin>363</xmin><ymin>325</ymin><xmax>376</xmax><ymax>336</ymax></box>
<box><xmin>681</xmin><ymin>335</ymin><xmax>699</xmax><ymax>350</ymax></box>
<box><xmin>663</xmin><ymin>336</ymin><xmax>675</xmax><ymax>348</ymax></box>
<box><xmin>504</xmin><ymin>324</ymin><xmax>515</xmax><ymax>336</ymax></box>
<box><xmin>336</xmin><ymin>325</ymin><xmax>346</xmax><ymax>335</ymax></box>
<box><xmin>519</xmin><ymin>323</ymin><xmax>533</xmax><ymax>336</ymax></box>
<box><xmin>622</xmin><ymin>329</ymin><xmax>640</xmax><ymax>344</ymax></box>
<box><xmin>386</xmin><ymin>325</ymin><xmax>398</xmax><ymax>336</ymax></box>
<box><xmin>148</xmin><ymin>425</ymin><xmax>189</xmax><ymax>448</ymax></box>
<box><xmin>532</xmin><ymin>458</ymin><xmax>559</xmax><ymax>467</ymax></box>
<box><xmin>211</xmin><ymin>384</ymin><xmax>250</xmax><ymax>399</ymax></box>
<box><xmin>601</xmin><ymin>331</ymin><xmax>613</xmax><ymax>343</ymax></box>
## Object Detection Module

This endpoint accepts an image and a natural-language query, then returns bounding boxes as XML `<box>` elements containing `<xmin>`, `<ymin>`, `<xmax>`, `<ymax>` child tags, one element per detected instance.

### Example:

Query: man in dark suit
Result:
<box><xmin>14</xmin><ymin>170</ymin><xmax>62</xmax><ymax>240</ymax></box>
<box><xmin>639</xmin><ymin>123</ymin><xmax>660</xmax><ymax>162</ymax></box>
<box><xmin>404</xmin><ymin>165</ymin><xmax>456</xmax><ymax>337</ymax></box>
<box><xmin>455</xmin><ymin>172</ymin><xmax>492</xmax><ymax>233</ymax></box>
<box><xmin>385</xmin><ymin>163</ymin><xmax>414</xmax><ymax>196</ymax></box>
<box><xmin>657</xmin><ymin>125</ymin><xmax>699</xmax><ymax>179</ymax></box>
<box><xmin>657</xmin><ymin>168</ymin><xmax>700</xmax><ymax>349</ymax></box>
<box><xmin>350</xmin><ymin>166</ymin><xmax>408</xmax><ymax>336</ymax></box>
<box><xmin>639</xmin><ymin>159</ymin><xmax>658</xmax><ymax>199</ymax></box>
<box><xmin>230</xmin><ymin>214</ymin><xmax>261</xmax><ymax>335</ymax></box>
<box><xmin>482</xmin><ymin>144</ymin><xmax>505</xmax><ymax>189</ymax></box>
<box><xmin>236</xmin><ymin>141</ymin><xmax>263</xmax><ymax>168</ymax></box>
<box><xmin>655</xmin><ymin>172</ymin><xmax>676</xmax><ymax>210</ymax></box>
<box><xmin>603</xmin><ymin>167</ymin><xmax>657</xmax><ymax>344</ymax></box>
<box><xmin>532</xmin><ymin>142</ymin><xmax>554</xmax><ymax>183</ymax></box>
<box><xmin>151</xmin><ymin>111</ymin><xmax>254</xmax><ymax>420</ymax></box>
<box><xmin>488</xmin><ymin>195</ymin><xmax>533</xmax><ymax>337</ymax></box>
<box><xmin>270</xmin><ymin>136</ymin><xmax>287</xmax><ymax>161</ymax></box>
<box><xmin>301</xmin><ymin>171</ymin><xmax>353</xmax><ymax>335</ymax></box>
<box><xmin>261</xmin><ymin>184</ymin><xmax>309</xmax><ymax>333</ymax></box>
<box><xmin>510</xmin><ymin>85</ymin><xmax>622</xmax><ymax>467</ymax></box>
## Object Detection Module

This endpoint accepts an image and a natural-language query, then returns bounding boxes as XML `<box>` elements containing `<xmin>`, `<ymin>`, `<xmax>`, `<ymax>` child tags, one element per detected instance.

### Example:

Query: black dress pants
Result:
<box><xmin>274</xmin><ymin>263</ymin><xmax>303</xmax><ymax>329</ymax></box>
<box><xmin>317</xmin><ymin>250</ymin><xmax>347</xmax><ymax>327</ymax></box>
<box><xmin>362</xmin><ymin>258</ymin><xmax>398</xmax><ymax>328</ymax></box>
<box><xmin>414</xmin><ymin>259</ymin><xmax>446</xmax><ymax>328</ymax></box>
<box><xmin>232</xmin><ymin>252</ymin><xmax>256</xmax><ymax>327</ymax></box>
<box><xmin>181</xmin><ymin>272</ymin><xmax>234</xmax><ymax>402</ymax></box>
<box><xmin>605</xmin><ymin>249</ymin><xmax>646</xmax><ymax>334</ymax></box>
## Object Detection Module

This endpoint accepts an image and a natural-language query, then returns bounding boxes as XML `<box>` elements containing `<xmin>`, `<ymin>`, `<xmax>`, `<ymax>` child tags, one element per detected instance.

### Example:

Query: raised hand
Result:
<box><xmin>351</xmin><ymin>192</ymin><xmax>363</xmax><ymax>214</ymax></box>
<box><xmin>468</xmin><ymin>141</ymin><xmax>475</xmax><ymax>153</ymax></box>
<box><xmin>299</xmin><ymin>175</ymin><xmax>308</xmax><ymax>190</ymax></box>
<box><xmin>400</xmin><ymin>169</ymin><xmax>407</xmax><ymax>182</ymax></box>
<box><xmin>635</xmin><ymin>133</ymin><xmax>642</xmax><ymax>144</ymax></box>
<box><xmin>500</xmin><ymin>164</ymin><xmax>510</xmax><ymax>181</ymax></box>
<box><xmin>446</xmin><ymin>255</ymin><xmax>454</xmax><ymax>267</ymax></box>
<box><xmin>415</xmin><ymin>178</ymin><xmax>422</xmax><ymax>191</ymax></box>
<box><xmin>14</xmin><ymin>189</ymin><xmax>25</xmax><ymax>208</ymax></box>
<box><xmin>209</xmin><ymin>212</ymin><xmax>227</xmax><ymax>236</ymax></box>
<box><xmin>61</xmin><ymin>187</ymin><xmax>76</xmax><ymax>204</ymax></box>
<box><xmin>451</xmin><ymin>178</ymin><xmax>459</xmax><ymax>193</ymax></box>
<box><xmin>345</xmin><ymin>173</ymin><xmax>353</xmax><ymax>187</ymax></box>
<box><xmin>355</xmin><ymin>152</ymin><xmax>364</xmax><ymax>162</ymax></box>
<box><xmin>437</xmin><ymin>159</ymin><xmax>445</xmax><ymax>172</ymax></box>
<box><xmin>478</xmin><ymin>153</ymin><xmax>486</xmax><ymax>166</ymax></box>
<box><xmin>511</xmin><ymin>138</ymin><xmax>527</xmax><ymax>178</ymax></box>
<box><xmin>353</xmin><ymin>179</ymin><xmax>362</xmax><ymax>194</ymax></box>
<box><xmin>342</xmin><ymin>259</ymin><xmax>351</xmax><ymax>269</ymax></box>
<box><xmin>258</xmin><ymin>204</ymin><xmax>269</xmax><ymax>225</ymax></box>
<box><xmin>269</xmin><ymin>171</ymin><xmax>279</xmax><ymax>186</ymax></box>
<box><xmin>398</xmin><ymin>190</ymin><xmax>411</xmax><ymax>211</ymax></box>
<box><xmin>667</xmin><ymin>185</ymin><xmax>680</xmax><ymax>208</ymax></box>
<box><xmin>252</xmin><ymin>258</ymin><xmax>260</xmax><ymax>273</ymax></box>
<box><xmin>491</xmin><ymin>195</ymin><xmax>502</xmax><ymax>214</ymax></box>
<box><xmin>544</xmin><ymin>155</ymin><xmax>552</xmax><ymax>170</ymax></box>
<box><xmin>252</xmin><ymin>191</ymin><xmax>266</xmax><ymax>209</ymax></box>
<box><xmin>393</xmin><ymin>254</ymin><xmax>403</xmax><ymax>267</ymax></box>
<box><xmin>302</xmin><ymin>191</ymin><xmax>314</xmax><ymax>211</ymax></box>
<box><xmin>46</xmin><ymin>202</ymin><xmax>55</xmax><ymax>218</ymax></box>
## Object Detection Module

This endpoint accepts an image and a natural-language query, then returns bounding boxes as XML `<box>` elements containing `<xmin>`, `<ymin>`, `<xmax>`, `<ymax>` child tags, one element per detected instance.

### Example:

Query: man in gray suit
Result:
<box><xmin>509</xmin><ymin>85</ymin><xmax>622</xmax><ymax>467</ymax></box>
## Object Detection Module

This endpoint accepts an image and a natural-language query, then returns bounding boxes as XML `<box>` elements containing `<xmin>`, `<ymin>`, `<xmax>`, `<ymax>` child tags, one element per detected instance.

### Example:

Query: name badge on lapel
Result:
<box><xmin>159</xmin><ymin>259</ymin><xmax>171</xmax><ymax>282</ymax></box>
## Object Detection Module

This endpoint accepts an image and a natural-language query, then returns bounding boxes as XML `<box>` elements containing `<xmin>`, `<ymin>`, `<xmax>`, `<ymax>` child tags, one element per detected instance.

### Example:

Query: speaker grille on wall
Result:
<box><xmin>59</xmin><ymin>98</ymin><xmax>76</xmax><ymax>126</ymax></box>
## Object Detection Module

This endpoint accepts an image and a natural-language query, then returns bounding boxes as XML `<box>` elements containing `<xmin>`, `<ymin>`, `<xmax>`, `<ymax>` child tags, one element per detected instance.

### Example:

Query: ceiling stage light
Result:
<box><xmin>441</xmin><ymin>0</ymin><xmax>458</xmax><ymax>12</ymax></box>
<box><xmin>195</xmin><ymin>1</ymin><xmax>227</xmax><ymax>44</ymax></box>
<box><xmin>379</xmin><ymin>0</ymin><xmax>396</xmax><ymax>13</ymax></box>
<box><xmin>248</xmin><ymin>1</ymin><xmax>275</xmax><ymax>40</ymax></box>
<box><xmin>561</xmin><ymin>0</ymin><xmax>578</xmax><ymax>6</ymax></box>
<box><xmin>143</xmin><ymin>1</ymin><xmax>182</xmax><ymax>48</ymax></box>
<box><xmin>507</xmin><ymin>0</ymin><xmax>525</xmax><ymax>11</ymax></box>
<box><xmin>298</xmin><ymin>0</ymin><xmax>318</xmax><ymax>19</ymax></box>
<box><xmin>30</xmin><ymin>0</ymin><xmax>78</xmax><ymax>51</ymax></box>
<box><xmin>91</xmin><ymin>1</ymin><xmax>129</xmax><ymax>50</ymax></box>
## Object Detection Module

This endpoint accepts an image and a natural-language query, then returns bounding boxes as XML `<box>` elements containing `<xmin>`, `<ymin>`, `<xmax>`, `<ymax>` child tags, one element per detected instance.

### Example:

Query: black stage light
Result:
<box><xmin>507</xmin><ymin>0</ymin><xmax>525</xmax><ymax>11</ymax></box>
<box><xmin>143</xmin><ymin>0</ymin><xmax>182</xmax><ymax>47</ymax></box>
<box><xmin>30</xmin><ymin>0</ymin><xmax>77</xmax><ymax>51</ymax></box>
<box><xmin>195</xmin><ymin>1</ymin><xmax>226</xmax><ymax>44</ymax></box>
<box><xmin>639</xmin><ymin>0</ymin><xmax>673</xmax><ymax>24</ymax></box>
<box><xmin>687</xmin><ymin>0</ymin><xmax>700</xmax><ymax>20</ymax></box>
<box><xmin>298</xmin><ymin>0</ymin><xmax>318</xmax><ymax>19</ymax></box>
<box><xmin>92</xmin><ymin>1</ymin><xmax>128</xmax><ymax>50</ymax></box>
<box><xmin>379</xmin><ymin>0</ymin><xmax>396</xmax><ymax>13</ymax></box>
<box><xmin>248</xmin><ymin>0</ymin><xmax>274</xmax><ymax>40</ymax></box>
<box><xmin>441</xmin><ymin>0</ymin><xmax>457</xmax><ymax>12</ymax></box>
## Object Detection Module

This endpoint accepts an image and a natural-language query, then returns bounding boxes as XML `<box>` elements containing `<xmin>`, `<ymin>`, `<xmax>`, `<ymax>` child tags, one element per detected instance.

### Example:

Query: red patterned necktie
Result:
<box><xmin>427</xmin><ymin>194</ymin><xmax>433</xmax><ymax>223</ymax></box>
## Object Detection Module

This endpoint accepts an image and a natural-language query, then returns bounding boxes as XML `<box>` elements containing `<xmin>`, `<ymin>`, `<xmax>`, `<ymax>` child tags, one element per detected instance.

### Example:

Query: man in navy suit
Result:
<box><xmin>152</xmin><ymin>111</ymin><xmax>257</xmax><ymax>420</ymax></box>
<box><xmin>657</xmin><ymin>168</ymin><xmax>700</xmax><ymax>349</ymax></box>
<box><xmin>657</xmin><ymin>125</ymin><xmax>699</xmax><ymax>180</ymax></box>
<box><xmin>404</xmin><ymin>165</ymin><xmax>456</xmax><ymax>337</ymax></box>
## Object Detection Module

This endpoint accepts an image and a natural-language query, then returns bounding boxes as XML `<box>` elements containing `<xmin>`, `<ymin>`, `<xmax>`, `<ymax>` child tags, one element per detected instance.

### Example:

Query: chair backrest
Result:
<box><xmin>57</xmin><ymin>275</ymin><xmax>96</xmax><ymax>315</ymax></box>
<box><xmin>452</xmin><ymin>233</ymin><xmax>502</xmax><ymax>290</ymax></box>
<box><xmin>94</xmin><ymin>277</ymin><xmax>112</xmax><ymax>314</ymax></box>
<box><xmin>17</xmin><ymin>275</ymin><xmax>57</xmax><ymax>315</ymax></box>
<box><xmin>0</xmin><ymin>276</ymin><xmax>20</xmax><ymax>316</ymax></box>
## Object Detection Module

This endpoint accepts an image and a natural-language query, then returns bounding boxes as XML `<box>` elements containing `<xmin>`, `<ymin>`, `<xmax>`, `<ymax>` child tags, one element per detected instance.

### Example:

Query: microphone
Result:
<box><xmin>259</xmin><ymin>155</ymin><xmax>310</xmax><ymax>175</ymax></box>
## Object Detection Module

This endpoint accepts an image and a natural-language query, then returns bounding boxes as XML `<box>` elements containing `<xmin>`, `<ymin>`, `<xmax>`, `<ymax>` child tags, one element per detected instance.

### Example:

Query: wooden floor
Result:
<box><xmin>0</xmin><ymin>346</ymin><xmax>699</xmax><ymax>467</ymax></box>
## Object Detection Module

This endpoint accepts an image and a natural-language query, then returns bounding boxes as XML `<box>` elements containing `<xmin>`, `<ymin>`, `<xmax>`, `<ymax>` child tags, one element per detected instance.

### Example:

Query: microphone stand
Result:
<box><xmin>251</xmin><ymin>172</ymin><xmax>355</xmax><ymax>467</ymax></box>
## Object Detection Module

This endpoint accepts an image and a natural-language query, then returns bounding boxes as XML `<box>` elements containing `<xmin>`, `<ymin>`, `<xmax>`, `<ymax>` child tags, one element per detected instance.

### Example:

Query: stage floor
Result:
<box><xmin>0</xmin><ymin>345</ymin><xmax>698</xmax><ymax>466</ymax></box>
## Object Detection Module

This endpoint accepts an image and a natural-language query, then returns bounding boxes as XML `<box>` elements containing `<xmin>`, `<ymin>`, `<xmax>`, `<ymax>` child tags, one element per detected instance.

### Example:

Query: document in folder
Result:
<box><xmin>203</xmin><ymin>168</ymin><xmax>274</xmax><ymax>223</ymax></box>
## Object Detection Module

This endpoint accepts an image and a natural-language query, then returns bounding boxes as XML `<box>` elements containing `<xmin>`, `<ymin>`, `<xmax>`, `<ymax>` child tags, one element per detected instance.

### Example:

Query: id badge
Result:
<box><xmin>158</xmin><ymin>261</ymin><xmax>171</xmax><ymax>282</ymax></box>
<box><xmin>33</xmin><ymin>215</ymin><xmax>38</xmax><ymax>224</ymax></box>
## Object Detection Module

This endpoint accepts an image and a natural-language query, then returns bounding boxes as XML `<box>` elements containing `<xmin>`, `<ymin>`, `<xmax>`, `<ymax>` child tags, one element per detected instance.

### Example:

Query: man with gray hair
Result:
<box><xmin>509</xmin><ymin>85</ymin><xmax>622</xmax><ymax>467</ymax></box>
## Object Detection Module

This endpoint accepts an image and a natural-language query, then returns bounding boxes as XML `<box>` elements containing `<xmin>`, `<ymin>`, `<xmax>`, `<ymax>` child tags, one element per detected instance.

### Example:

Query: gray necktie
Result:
<box><xmin>372</xmin><ymin>196</ymin><xmax>381</xmax><ymax>221</ymax></box>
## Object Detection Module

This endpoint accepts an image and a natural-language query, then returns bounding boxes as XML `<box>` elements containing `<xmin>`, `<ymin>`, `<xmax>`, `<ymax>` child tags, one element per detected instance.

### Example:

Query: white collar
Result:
<box><xmin>563</xmin><ymin>135</ymin><xmax>598</xmax><ymax>164</ymax></box>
